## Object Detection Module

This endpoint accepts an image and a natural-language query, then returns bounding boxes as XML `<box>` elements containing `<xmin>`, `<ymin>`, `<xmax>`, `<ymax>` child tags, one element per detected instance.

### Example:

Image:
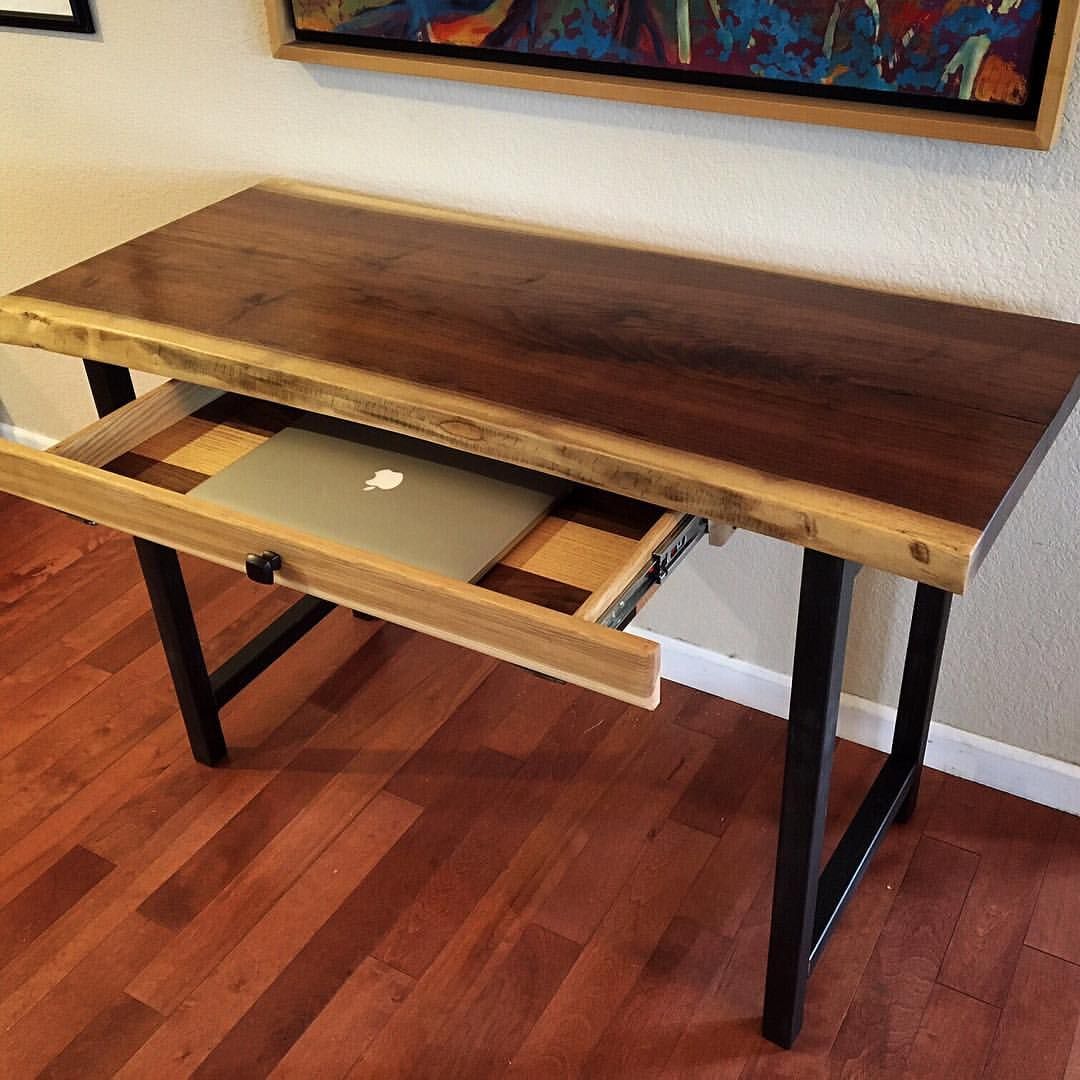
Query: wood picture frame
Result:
<box><xmin>266</xmin><ymin>0</ymin><xmax>1079</xmax><ymax>147</ymax></box>
<box><xmin>0</xmin><ymin>0</ymin><xmax>93</xmax><ymax>32</ymax></box>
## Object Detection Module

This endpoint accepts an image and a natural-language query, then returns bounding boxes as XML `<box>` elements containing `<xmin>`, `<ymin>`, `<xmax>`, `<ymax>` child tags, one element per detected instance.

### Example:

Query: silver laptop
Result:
<box><xmin>188</xmin><ymin>413</ymin><xmax>570</xmax><ymax>582</ymax></box>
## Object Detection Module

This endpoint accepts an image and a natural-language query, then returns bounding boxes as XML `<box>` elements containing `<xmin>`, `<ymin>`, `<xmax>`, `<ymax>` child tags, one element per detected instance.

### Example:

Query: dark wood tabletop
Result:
<box><xmin>2</xmin><ymin>179</ymin><xmax>1077</xmax><ymax>592</ymax></box>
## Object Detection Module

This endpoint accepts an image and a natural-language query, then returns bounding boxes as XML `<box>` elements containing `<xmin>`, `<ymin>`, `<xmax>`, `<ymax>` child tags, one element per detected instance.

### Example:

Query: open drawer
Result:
<box><xmin>0</xmin><ymin>380</ymin><xmax>707</xmax><ymax>708</ymax></box>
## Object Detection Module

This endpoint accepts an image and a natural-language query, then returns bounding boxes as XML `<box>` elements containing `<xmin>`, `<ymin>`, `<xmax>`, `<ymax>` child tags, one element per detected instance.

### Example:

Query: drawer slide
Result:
<box><xmin>599</xmin><ymin>515</ymin><xmax>708</xmax><ymax>630</ymax></box>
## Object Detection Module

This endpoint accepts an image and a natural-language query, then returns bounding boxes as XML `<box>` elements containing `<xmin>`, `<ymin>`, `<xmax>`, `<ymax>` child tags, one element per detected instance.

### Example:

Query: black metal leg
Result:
<box><xmin>761</xmin><ymin>559</ymin><xmax>953</xmax><ymax>1048</ymax></box>
<box><xmin>83</xmin><ymin>359</ymin><xmax>227</xmax><ymax>766</ymax></box>
<box><xmin>891</xmin><ymin>584</ymin><xmax>952</xmax><ymax>822</ymax></box>
<box><xmin>134</xmin><ymin>538</ymin><xmax>227</xmax><ymax>765</ymax></box>
<box><xmin>763</xmin><ymin>550</ymin><xmax>858</xmax><ymax>1048</ymax></box>
<box><xmin>211</xmin><ymin>595</ymin><xmax>335</xmax><ymax>708</ymax></box>
<box><xmin>83</xmin><ymin>358</ymin><xmax>138</xmax><ymax>416</ymax></box>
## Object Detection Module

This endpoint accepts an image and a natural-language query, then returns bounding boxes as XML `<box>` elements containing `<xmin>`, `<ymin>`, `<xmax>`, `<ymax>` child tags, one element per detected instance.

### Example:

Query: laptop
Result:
<box><xmin>188</xmin><ymin>413</ymin><xmax>571</xmax><ymax>582</ymax></box>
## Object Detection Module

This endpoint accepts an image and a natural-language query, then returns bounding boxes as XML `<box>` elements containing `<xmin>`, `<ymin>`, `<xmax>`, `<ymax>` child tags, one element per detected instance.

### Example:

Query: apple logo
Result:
<box><xmin>363</xmin><ymin>468</ymin><xmax>404</xmax><ymax>493</ymax></box>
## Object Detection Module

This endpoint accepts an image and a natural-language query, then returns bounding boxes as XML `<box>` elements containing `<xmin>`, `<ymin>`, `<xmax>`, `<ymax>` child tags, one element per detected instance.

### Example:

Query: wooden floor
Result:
<box><xmin>1</xmin><ymin>496</ymin><xmax>1079</xmax><ymax>1079</ymax></box>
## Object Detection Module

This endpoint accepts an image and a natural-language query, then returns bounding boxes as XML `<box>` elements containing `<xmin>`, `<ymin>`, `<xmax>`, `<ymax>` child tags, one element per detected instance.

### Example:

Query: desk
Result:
<box><xmin>1</xmin><ymin>179</ymin><xmax>1077</xmax><ymax>1049</ymax></box>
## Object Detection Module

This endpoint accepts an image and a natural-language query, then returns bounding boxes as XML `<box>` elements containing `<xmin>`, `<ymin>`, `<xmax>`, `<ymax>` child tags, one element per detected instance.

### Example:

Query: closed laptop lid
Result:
<box><xmin>188</xmin><ymin>413</ymin><xmax>571</xmax><ymax>582</ymax></box>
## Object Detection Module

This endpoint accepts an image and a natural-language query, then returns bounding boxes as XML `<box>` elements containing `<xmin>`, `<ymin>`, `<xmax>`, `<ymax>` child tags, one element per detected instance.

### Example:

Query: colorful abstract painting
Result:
<box><xmin>290</xmin><ymin>0</ymin><xmax>1054</xmax><ymax>115</ymax></box>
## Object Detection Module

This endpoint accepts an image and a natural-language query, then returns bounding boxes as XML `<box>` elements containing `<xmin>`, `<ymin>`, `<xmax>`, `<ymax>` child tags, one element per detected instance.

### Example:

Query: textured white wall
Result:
<box><xmin>1</xmin><ymin>1</ymin><xmax>1077</xmax><ymax>759</ymax></box>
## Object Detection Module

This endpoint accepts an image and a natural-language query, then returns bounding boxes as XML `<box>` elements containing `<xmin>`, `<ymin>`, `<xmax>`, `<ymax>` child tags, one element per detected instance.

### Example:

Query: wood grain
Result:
<box><xmin>984</xmin><ymin>946</ymin><xmax>1080</xmax><ymax>1080</ymax></box>
<box><xmin>935</xmin><ymin>784</ymin><xmax>1060</xmax><ymax>1007</ymax></box>
<box><xmin>48</xmin><ymin>381</ymin><xmax>222</xmax><ymax>469</ymax></box>
<box><xmin>0</xmin><ymin>847</ymin><xmax>113</xmax><ymax>971</ymax></box>
<box><xmin>1026</xmin><ymin>812</ymin><xmax>1080</xmax><ymax>965</ymax></box>
<box><xmin>828</xmin><ymin>835</ymin><xmax>978</xmax><ymax>1076</ymax></box>
<box><xmin>6</xmin><ymin>181</ymin><xmax>1078</xmax><ymax>588</ymax></box>
<box><xmin>902</xmin><ymin>984</ymin><xmax>1000</xmax><ymax>1080</ymax></box>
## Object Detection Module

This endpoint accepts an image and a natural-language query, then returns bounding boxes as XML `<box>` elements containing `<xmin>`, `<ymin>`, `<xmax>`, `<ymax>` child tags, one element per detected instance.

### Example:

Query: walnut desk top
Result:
<box><xmin>2</xmin><ymin>178</ymin><xmax>1078</xmax><ymax>593</ymax></box>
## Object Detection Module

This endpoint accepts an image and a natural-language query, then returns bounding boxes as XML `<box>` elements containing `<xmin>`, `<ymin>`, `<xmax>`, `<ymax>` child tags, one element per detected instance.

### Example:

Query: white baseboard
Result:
<box><xmin>631</xmin><ymin>627</ymin><xmax>1080</xmax><ymax>816</ymax></box>
<box><xmin>0</xmin><ymin>421</ymin><xmax>54</xmax><ymax>451</ymax></box>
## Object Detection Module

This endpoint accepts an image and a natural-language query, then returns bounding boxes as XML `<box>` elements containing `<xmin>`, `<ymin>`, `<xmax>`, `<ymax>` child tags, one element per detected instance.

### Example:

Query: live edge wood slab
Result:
<box><xmin>2</xmin><ymin>178</ymin><xmax>1079</xmax><ymax>593</ymax></box>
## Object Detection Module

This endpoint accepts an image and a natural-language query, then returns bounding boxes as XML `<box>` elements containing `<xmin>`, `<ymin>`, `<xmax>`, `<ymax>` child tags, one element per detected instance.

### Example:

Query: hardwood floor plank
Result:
<box><xmin>136</xmin><ymin>747</ymin><xmax>353</xmax><ymax>931</ymax></box>
<box><xmin>0</xmin><ymin>626</ymin><xmax>374</xmax><ymax>1035</ymax></box>
<box><xmin>191</xmin><ymin>744</ymin><xmax>521</xmax><ymax>1079</ymax></box>
<box><xmin>0</xmin><ymin>569</ymin><xmax>261</xmax><ymax>821</ymax></box>
<box><xmin>268</xmin><ymin>956</ymin><xmax>414</xmax><ymax>1080</ymax></box>
<box><xmin>115</xmin><ymin>791</ymin><xmax>421</xmax><ymax>1080</ymax></box>
<box><xmin>0</xmin><ymin>578</ymin><xmax>148</xmax><ymax>727</ymax></box>
<box><xmin>0</xmin><ymin>768</ymin><xmax>235</xmax><ymax>1033</ymax></box>
<box><xmin>306</xmin><ymin>633</ymin><xmax>492</xmax><ymax>752</ymax></box>
<box><xmin>531</xmin><ymin>686</ymin><xmax>709</xmax><ymax>945</ymax></box>
<box><xmin>352</xmin><ymin>696</ymin><xmax>673</xmax><ymax>1079</ymax></box>
<box><xmin>0</xmin><ymin>661</ymin><xmax>111</xmax><ymax>761</ymax></box>
<box><xmin>38</xmin><ymin>992</ymin><xmax>164</xmax><ymax>1080</ymax></box>
<box><xmin>130</xmin><ymin>700</ymin><xmax>466</xmax><ymax>1015</ymax></box>
<box><xmin>677</xmin><ymin>753</ymin><xmax>784</xmax><ymax>938</ymax></box>
<box><xmin>660</xmin><ymin>740</ymin><xmax>890</xmax><ymax>1080</ymax></box>
<box><xmin>0</xmin><ymin>501</ymin><xmax>68</xmax><ymax>573</ymax></box>
<box><xmin>583</xmin><ymin>915</ymin><xmax>732</xmax><ymax>1080</ymax></box>
<box><xmin>984</xmin><ymin>946</ymin><xmax>1080</xmax><ymax>1080</ymax></box>
<box><xmin>417</xmin><ymin>923</ymin><xmax>582</xmax><ymax>1080</ymax></box>
<box><xmin>900</xmin><ymin>984</ymin><xmax>999</xmax><ymax>1080</ymax></box>
<box><xmin>0</xmin><ymin>912</ymin><xmax>171</xmax><ymax>1078</ymax></box>
<box><xmin>0</xmin><ymin>576</ymin><xmax>287</xmax><ymax>896</ymax></box>
<box><xmin>481</xmin><ymin>673</ymin><xmax>582</xmax><ymax>761</ymax></box>
<box><xmin>374</xmin><ymin>691</ymin><xmax>629</xmax><ymax>979</ymax></box>
<box><xmin>505</xmin><ymin>819</ymin><xmax>717</xmax><ymax>1078</ymax></box>
<box><xmin>0</xmin><ymin>534</ymin><xmax>142</xmax><ymax>678</ymax></box>
<box><xmin>1065</xmin><ymin>1008</ymin><xmax>1080</xmax><ymax>1080</ymax></box>
<box><xmin>1026</xmin><ymin>813</ymin><xmax>1080</xmax><ymax>966</ymax></box>
<box><xmin>923</xmin><ymin>772</ymin><xmax>1001</xmax><ymax>853</ymax></box>
<box><xmin>87</xmin><ymin>614</ymin><xmax>387</xmax><ymax>870</ymax></box>
<box><xmin>669</xmin><ymin>709</ymin><xmax>785</xmax><ymax>837</ymax></box>
<box><xmin>936</xmin><ymin>789</ymin><xmax>1060</xmax><ymax>1007</ymax></box>
<box><xmin>382</xmin><ymin>663</ymin><xmax>540</xmax><ymax>807</ymax></box>
<box><xmin>127</xmin><ymin>640</ymin><xmax>493</xmax><ymax>1016</ymax></box>
<box><xmin>828</xmin><ymin>836</ymin><xmax>978</xmax><ymax>1078</ymax></box>
<box><xmin>83</xmin><ymin>558</ymin><xmax>233</xmax><ymax>673</ymax></box>
<box><xmin>0</xmin><ymin>519</ymin><xmax>113</xmax><ymax>606</ymax></box>
<box><xmin>0</xmin><ymin>845</ymin><xmax>113</xmax><ymax>971</ymax></box>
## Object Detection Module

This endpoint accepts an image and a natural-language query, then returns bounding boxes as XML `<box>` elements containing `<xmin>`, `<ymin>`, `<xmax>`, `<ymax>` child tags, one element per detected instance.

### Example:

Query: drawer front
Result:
<box><xmin>0</xmin><ymin>381</ymin><xmax>703</xmax><ymax>708</ymax></box>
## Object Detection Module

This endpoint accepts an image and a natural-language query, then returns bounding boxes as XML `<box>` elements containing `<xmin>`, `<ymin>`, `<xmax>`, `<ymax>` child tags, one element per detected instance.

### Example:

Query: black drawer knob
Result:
<box><xmin>245</xmin><ymin>550</ymin><xmax>282</xmax><ymax>585</ymax></box>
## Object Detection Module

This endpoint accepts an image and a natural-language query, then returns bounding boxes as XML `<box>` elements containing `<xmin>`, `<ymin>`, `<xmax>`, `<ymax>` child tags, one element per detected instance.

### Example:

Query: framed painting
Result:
<box><xmin>267</xmin><ymin>0</ymin><xmax>1080</xmax><ymax>145</ymax></box>
<box><xmin>0</xmin><ymin>0</ymin><xmax>94</xmax><ymax>32</ymax></box>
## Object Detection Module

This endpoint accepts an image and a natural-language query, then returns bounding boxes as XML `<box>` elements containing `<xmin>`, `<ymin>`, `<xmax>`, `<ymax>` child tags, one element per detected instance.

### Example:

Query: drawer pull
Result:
<box><xmin>246</xmin><ymin>550</ymin><xmax>282</xmax><ymax>585</ymax></box>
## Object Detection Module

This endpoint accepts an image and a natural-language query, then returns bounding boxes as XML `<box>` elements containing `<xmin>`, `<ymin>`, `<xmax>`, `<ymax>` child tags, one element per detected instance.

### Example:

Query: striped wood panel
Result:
<box><xmin>104</xmin><ymin>394</ymin><xmax>668</xmax><ymax>619</ymax></box>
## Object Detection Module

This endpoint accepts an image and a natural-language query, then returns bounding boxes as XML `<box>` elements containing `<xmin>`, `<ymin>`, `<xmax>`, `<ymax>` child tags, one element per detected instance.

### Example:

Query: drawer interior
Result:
<box><xmin>76</xmin><ymin>388</ymin><xmax>685</xmax><ymax>625</ymax></box>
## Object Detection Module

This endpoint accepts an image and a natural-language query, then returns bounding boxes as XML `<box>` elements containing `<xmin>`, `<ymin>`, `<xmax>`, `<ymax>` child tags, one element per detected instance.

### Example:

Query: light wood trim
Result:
<box><xmin>264</xmin><ymin>0</ymin><xmax>1079</xmax><ymax>149</ymax></box>
<box><xmin>0</xmin><ymin>295</ymin><xmax>979</xmax><ymax>592</ymax></box>
<box><xmin>500</xmin><ymin>516</ymin><xmax>637</xmax><ymax>592</ymax></box>
<box><xmin>1036</xmin><ymin>0</ymin><xmax>1080</xmax><ymax>146</ymax></box>
<box><xmin>574</xmin><ymin>510</ymin><xmax>683</xmax><ymax>621</ymax></box>
<box><xmin>0</xmin><ymin>438</ymin><xmax>660</xmax><ymax>707</ymax></box>
<box><xmin>146</xmin><ymin>419</ymin><xmax>265</xmax><ymax>475</ymax></box>
<box><xmin>48</xmin><ymin>381</ymin><xmax>222</xmax><ymax>468</ymax></box>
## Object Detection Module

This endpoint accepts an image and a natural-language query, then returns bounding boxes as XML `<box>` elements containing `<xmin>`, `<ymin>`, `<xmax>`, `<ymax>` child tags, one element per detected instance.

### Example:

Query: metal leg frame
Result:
<box><xmin>85</xmin><ymin>361</ymin><xmax>953</xmax><ymax>1030</ymax></box>
<box><xmin>82</xmin><ymin>360</ymin><xmax>336</xmax><ymax>766</ymax></box>
<box><xmin>762</xmin><ymin>549</ymin><xmax>952</xmax><ymax>1047</ymax></box>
